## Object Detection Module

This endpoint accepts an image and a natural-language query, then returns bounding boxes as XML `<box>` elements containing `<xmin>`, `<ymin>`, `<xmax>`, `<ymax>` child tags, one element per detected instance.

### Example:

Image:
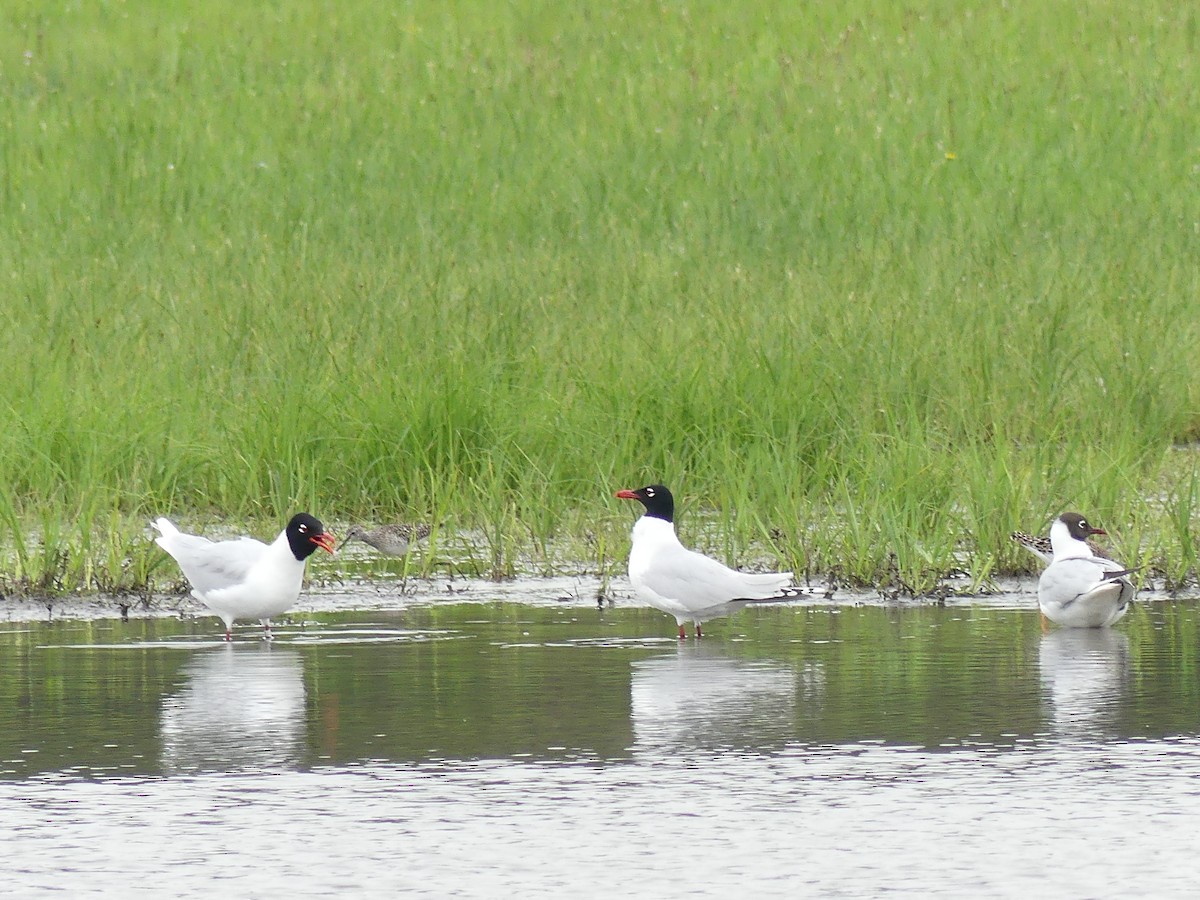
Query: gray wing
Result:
<box><xmin>640</xmin><ymin>547</ymin><xmax>792</xmax><ymax>614</ymax></box>
<box><xmin>157</xmin><ymin>532</ymin><xmax>267</xmax><ymax>594</ymax></box>
<box><xmin>1040</xmin><ymin>557</ymin><xmax>1127</xmax><ymax>609</ymax></box>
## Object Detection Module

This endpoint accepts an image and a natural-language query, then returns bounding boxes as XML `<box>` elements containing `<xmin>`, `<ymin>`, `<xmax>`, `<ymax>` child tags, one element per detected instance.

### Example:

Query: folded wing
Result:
<box><xmin>639</xmin><ymin>546</ymin><xmax>793</xmax><ymax>614</ymax></box>
<box><xmin>1041</xmin><ymin>557</ymin><xmax>1133</xmax><ymax>610</ymax></box>
<box><xmin>154</xmin><ymin>518</ymin><xmax>267</xmax><ymax>596</ymax></box>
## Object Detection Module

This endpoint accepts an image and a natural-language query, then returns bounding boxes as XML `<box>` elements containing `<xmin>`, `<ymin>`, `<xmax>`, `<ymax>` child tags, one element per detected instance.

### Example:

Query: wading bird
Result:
<box><xmin>1036</xmin><ymin>512</ymin><xmax>1135</xmax><ymax>628</ymax></box>
<box><xmin>153</xmin><ymin>513</ymin><xmax>335</xmax><ymax>641</ymax></box>
<box><xmin>340</xmin><ymin>523</ymin><xmax>431</xmax><ymax>557</ymax></box>
<box><xmin>1010</xmin><ymin>529</ymin><xmax>1109</xmax><ymax>564</ymax></box>
<box><xmin>615</xmin><ymin>484</ymin><xmax>803</xmax><ymax>639</ymax></box>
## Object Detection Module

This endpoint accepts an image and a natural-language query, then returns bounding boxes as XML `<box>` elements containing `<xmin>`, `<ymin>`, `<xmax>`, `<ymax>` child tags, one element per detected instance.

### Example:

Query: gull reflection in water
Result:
<box><xmin>160</xmin><ymin>645</ymin><xmax>306</xmax><ymax>773</ymax></box>
<box><xmin>1038</xmin><ymin>628</ymin><xmax>1130</xmax><ymax>740</ymax></box>
<box><xmin>630</xmin><ymin>644</ymin><xmax>800</xmax><ymax>755</ymax></box>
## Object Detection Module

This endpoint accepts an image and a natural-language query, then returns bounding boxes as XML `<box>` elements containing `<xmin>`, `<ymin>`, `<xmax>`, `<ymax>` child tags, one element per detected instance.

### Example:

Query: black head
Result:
<box><xmin>615</xmin><ymin>484</ymin><xmax>675</xmax><ymax>522</ymax></box>
<box><xmin>1059</xmin><ymin>512</ymin><xmax>1106</xmax><ymax>541</ymax></box>
<box><xmin>285</xmin><ymin>513</ymin><xmax>336</xmax><ymax>561</ymax></box>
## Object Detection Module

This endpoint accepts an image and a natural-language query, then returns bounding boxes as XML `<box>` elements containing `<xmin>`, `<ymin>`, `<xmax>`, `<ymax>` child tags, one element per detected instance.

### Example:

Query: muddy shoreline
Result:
<box><xmin>0</xmin><ymin>574</ymin><xmax>1140</xmax><ymax>627</ymax></box>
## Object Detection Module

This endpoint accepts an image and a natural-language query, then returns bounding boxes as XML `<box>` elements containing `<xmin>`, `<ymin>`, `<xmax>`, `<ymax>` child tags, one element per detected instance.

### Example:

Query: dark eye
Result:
<box><xmin>1079</xmin><ymin>520</ymin><xmax>1087</xmax><ymax>530</ymax></box>
<box><xmin>299</xmin><ymin>524</ymin><xmax>308</xmax><ymax>533</ymax></box>
<box><xmin>645</xmin><ymin>488</ymin><xmax>655</xmax><ymax>496</ymax></box>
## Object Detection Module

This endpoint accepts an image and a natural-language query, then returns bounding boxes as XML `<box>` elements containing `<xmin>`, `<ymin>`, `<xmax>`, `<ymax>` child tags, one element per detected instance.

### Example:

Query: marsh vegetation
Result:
<box><xmin>1</xmin><ymin>2</ymin><xmax>1197</xmax><ymax>596</ymax></box>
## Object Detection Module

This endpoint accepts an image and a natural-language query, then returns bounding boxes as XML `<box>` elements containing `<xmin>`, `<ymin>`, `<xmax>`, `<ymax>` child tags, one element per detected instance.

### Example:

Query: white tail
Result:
<box><xmin>152</xmin><ymin>517</ymin><xmax>179</xmax><ymax>540</ymax></box>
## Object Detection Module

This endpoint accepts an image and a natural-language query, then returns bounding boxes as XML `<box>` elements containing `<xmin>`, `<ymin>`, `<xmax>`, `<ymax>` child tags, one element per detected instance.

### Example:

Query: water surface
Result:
<box><xmin>2</xmin><ymin>589</ymin><xmax>1198</xmax><ymax>896</ymax></box>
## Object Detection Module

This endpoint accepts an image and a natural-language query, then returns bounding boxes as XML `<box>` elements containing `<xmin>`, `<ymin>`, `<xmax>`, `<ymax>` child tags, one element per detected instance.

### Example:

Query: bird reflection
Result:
<box><xmin>630</xmin><ymin>644</ymin><xmax>799</xmax><ymax>754</ymax></box>
<box><xmin>1038</xmin><ymin>628</ymin><xmax>1130</xmax><ymax>740</ymax></box>
<box><xmin>160</xmin><ymin>645</ymin><xmax>306</xmax><ymax>773</ymax></box>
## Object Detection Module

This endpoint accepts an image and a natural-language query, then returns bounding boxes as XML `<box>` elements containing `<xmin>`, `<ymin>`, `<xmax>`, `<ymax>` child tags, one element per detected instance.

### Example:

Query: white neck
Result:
<box><xmin>1048</xmin><ymin>518</ymin><xmax>1090</xmax><ymax>560</ymax></box>
<box><xmin>269</xmin><ymin>529</ymin><xmax>307</xmax><ymax>567</ymax></box>
<box><xmin>631</xmin><ymin>514</ymin><xmax>679</xmax><ymax>545</ymax></box>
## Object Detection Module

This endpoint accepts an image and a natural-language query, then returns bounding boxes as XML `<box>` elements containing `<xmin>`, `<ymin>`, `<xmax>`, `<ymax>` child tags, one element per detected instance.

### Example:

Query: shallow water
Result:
<box><xmin>2</xmin><ymin>587</ymin><xmax>1199</xmax><ymax>896</ymax></box>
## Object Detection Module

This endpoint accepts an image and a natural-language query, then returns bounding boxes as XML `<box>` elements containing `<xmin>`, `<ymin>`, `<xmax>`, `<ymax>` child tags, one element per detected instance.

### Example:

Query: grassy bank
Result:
<box><xmin>1</xmin><ymin>1</ymin><xmax>1198</xmax><ymax>596</ymax></box>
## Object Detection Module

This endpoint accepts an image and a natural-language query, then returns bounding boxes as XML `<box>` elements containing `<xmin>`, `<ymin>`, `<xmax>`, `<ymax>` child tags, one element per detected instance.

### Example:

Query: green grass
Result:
<box><xmin>0</xmin><ymin>1</ymin><xmax>1198</xmax><ymax>596</ymax></box>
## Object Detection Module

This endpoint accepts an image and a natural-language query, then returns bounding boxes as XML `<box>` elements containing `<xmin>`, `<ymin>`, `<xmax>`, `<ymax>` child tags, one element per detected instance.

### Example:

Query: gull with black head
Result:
<box><xmin>615</xmin><ymin>484</ymin><xmax>803</xmax><ymax>639</ymax></box>
<box><xmin>153</xmin><ymin>513</ymin><xmax>336</xmax><ymax>641</ymax></box>
<box><xmin>1037</xmin><ymin>512</ymin><xmax>1136</xmax><ymax>628</ymax></box>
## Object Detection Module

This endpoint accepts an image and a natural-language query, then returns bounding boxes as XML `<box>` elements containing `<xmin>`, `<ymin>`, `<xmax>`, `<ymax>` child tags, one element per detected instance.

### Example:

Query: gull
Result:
<box><xmin>341</xmin><ymin>523</ymin><xmax>431</xmax><ymax>557</ymax></box>
<box><xmin>615</xmin><ymin>484</ymin><xmax>803</xmax><ymax>639</ymax></box>
<box><xmin>1036</xmin><ymin>512</ymin><xmax>1135</xmax><ymax>628</ymax></box>
<box><xmin>153</xmin><ymin>513</ymin><xmax>336</xmax><ymax>641</ymax></box>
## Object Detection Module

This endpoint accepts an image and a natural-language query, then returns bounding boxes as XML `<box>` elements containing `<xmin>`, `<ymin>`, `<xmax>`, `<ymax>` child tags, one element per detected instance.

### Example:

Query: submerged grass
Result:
<box><xmin>0</xmin><ymin>1</ymin><xmax>1198</xmax><ymax>596</ymax></box>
